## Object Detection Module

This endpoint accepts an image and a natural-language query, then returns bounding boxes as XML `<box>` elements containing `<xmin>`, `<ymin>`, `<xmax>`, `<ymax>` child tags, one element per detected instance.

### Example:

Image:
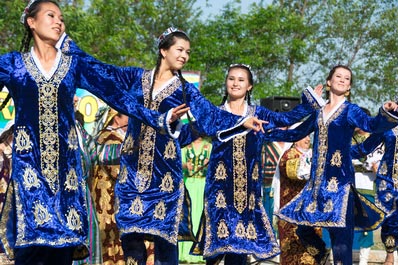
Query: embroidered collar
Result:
<box><xmin>150</xmin><ymin>68</ymin><xmax>178</xmax><ymax>99</ymax></box>
<box><xmin>322</xmin><ymin>99</ymin><xmax>346</xmax><ymax>123</ymax></box>
<box><xmin>30</xmin><ymin>47</ymin><xmax>62</xmax><ymax>81</ymax></box>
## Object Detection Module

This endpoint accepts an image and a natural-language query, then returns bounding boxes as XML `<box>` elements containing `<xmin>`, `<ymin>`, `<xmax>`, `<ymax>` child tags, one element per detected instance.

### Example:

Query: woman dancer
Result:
<box><xmin>0</xmin><ymin>1</ymin><xmax>187</xmax><ymax>264</ymax></box>
<box><xmin>191</xmin><ymin>64</ymin><xmax>323</xmax><ymax>264</ymax></box>
<box><xmin>351</xmin><ymin>125</ymin><xmax>398</xmax><ymax>265</ymax></box>
<box><xmin>265</xmin><ymin>65</ymin><xmax>398</xmax><ymax>264</ymax></box>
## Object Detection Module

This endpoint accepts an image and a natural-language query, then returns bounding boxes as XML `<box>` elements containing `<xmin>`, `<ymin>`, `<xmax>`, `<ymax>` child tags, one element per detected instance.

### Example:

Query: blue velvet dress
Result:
<box><xmin>266</xmin><ymin>101</ymin><xmax>398</xmax><ymax>230</ymax></box>
<box><xmin>0</xmin><ymin>39</ymin><xmax>167</xmax><ymax>260</ymax></box>
<box><xmin>351</xmin><ymin>126</ymin><xmax>398</xmax><ymax>252</ymax></box>
<box><xmin>113</xmin><ymin>69</ymin><xmax>246</xmax><ymax>247</ymax></box>
<box><xmin>193</xmin><ymin>97</ymin><xmax>321</xmax><ymax>260</ymax></box>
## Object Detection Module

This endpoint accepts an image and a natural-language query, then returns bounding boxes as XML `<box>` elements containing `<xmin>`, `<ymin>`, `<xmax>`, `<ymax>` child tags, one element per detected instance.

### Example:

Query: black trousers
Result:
<box><xmin>14</xmin><ymin>246</ymin><xmax>74</xmax><ymax>265</ymax></box>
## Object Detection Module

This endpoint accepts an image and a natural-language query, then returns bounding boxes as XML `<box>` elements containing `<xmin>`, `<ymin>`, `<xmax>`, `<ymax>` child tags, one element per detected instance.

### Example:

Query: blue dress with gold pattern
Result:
<box><xmin>0</xmin><ymin>38</ymin><xmax>167</xmax><ymax>259</ymax></box>
<box><xmin>266</xmin><ymin>101</ymin><xmax>398</xmax><ymax>230</ymax></box>
<box><xmin>192</xmin><ymin>100</ymin><xmax>321</xmax><ymax>260</ymax></box>
<box><xmin>113</xmin><ymin>73</ymin><xmax>319</xmax><ymax>248</ymax></box>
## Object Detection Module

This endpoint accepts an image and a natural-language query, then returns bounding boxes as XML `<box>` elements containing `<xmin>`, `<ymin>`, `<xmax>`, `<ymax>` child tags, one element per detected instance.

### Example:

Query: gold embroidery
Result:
<box><xmin>385</xmin><ymin>235</ymin><xmax>395</xmax><ymax>249</ymax></box>
<box><xmin>217</xmin><ymin>219</ymin><xmax>229</xmax><ymax>239</ymax></box>
<box><xmin>306</xmin><ymin>180</ymin><xmax>313</xmax><ymax>190</ymax></box>
<box><xmin>233</xmin><ymin>136</ymin><xmax>247</xmax><ymax>214</ymax></box>
<box><xmin>307</xmin><ymin>246</ymin><xmax>319</xmax><ymax>256</ymax></box>
<box><xmin>379</xmin><ymin>161</ymin><xmax>388</xmax><ymax>175</ymax></box>
<box><xmin>330</xmin><ymin>150</ymin><xmax>342</xmax><ymax>167</ymax></box>
<box><xmin>306</xmin><ymin>201</ymin><xmax>317</xmax><ymax>213</ymax></box>
<box><xmin>159</xmin><ymin>172</ymin><xmax>174</xmax><ymax>192</ymax></box>
<box><xmin>324</xmin><ymin>199</ymin><xmax>334</xmax><ymax>213</ymax></box>
<box><xmin>135</xmin><ymin>71</ymin><xmax>181</xmax><ymax>193</ymax></box>
<box><xmin>119</xmin><ymin>165</ymin><xmax>128</xmax><ymax>184</ymax></box>
<box><xmin>15</xmin><ymin>126</ymin><xmax>32</xmax><ymax>153</ymax></box>
<box><xmin>379</xmin><ymin>180</ymin><xmax>387</xmax><ymax>191</ymax></box>
<box><xmin>67</xmin><ymin>128</ymin><xmax>78</xmax><ymax>150</ymax></box>
<box><xmin>130</xmin><ymin>196</ymin><xmax>144</xmax><ymax>216</ymax></box>
<box><xmin>252</xmin><ymin>163</ymin><xmax>259</xmax><ymax>181</ymax></box>
<box><xmin>235</xmin><ymin>221</ymin><xmax>246</xmax><ymax>238</ymax></box>
<box><xmin>22</xmin><ymin>166</ymin><xmax>40</xmax><ymax>190</ymax></box>
<box><xmin>294</xmin><ymin>200</ymin><xmax>303</xmax><ymax>212</ymax></box>
<box><xmin>249</xmin><ymin>193</ymin><xmax>255</xmax><ymax>211</ymax></box>
<box><xmin>392</xmin><ymin>127</ymin><xmax>398</xmax><ymax>188</ymax></box>
<box><xmin>66</xmin><ymin>207</ymin><xmax>82</xmax><ymax>231</ymax></box>
<box><xmin>300</xmin><ymin>253</ymin><xmax>316</xmax><ymax>264</ymax></box>
<box><xmin>215</xmin><ymin>162</ymin><xmax>227</xmax><ymax>181</ymax></box>
<box><xmin>215</xmin><ymin>190</ymin><xmax>227</xmax><ymax>208</ymax></box>
<box><xmin>126</xmin><ymin>257</ymin><xmax>139</xmax><ymax>265</ymax></box>
<box><xmin>65</xmin><ymin>168</ymin><xmax>79</xmax><ymax>191</ymax></box>
<box><xmin>246</xmin><ymin>221</ymin><xmax>257</xmax><ymax>240</ymax></box>
<box><xmin>384</xmin><ymin>192</ymin><xmax>393</xmax><ymax>202</ymax></box>
<box><xmin>326</xmin><ymin>177</ymin><xmax>339</xmax><ymax>192</ymax></box>
<box><xmin>24</xmin><ymin>53</ymin><xmax>71</xmax><ymax>195</ymax></box>
<box><xmin>136</xmin><ymin>125</ymin><xmax>155</xmax><ymax>193</ymax></box>
<box><xmin>33</xmin><ymin>201</ymin><xmax>51</xmax><ymax>226</ymax></box>
<box><xmin>122</xmin><ymin>134</ymin><xmax>134</xmax><ymax>154</ymax></box>
<box><xmin>164</xmin><ymin>140</ymin><xmax>176</xmax><ymax>160</ymax></box>
<box><xmin>310</xmin><ymin>106</ymin><xmax>345</xmax><ymax>203</ymax></box>
<box><xmin>154</xmin><ymin>200</ymin><xmax>166</xmax><ymax>220</ymax></box>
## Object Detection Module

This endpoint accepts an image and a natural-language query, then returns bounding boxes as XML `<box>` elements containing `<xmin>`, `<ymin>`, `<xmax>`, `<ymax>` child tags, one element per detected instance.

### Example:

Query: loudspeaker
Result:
<box><xmin>260</xmin><ymin>96</ymin><xmax>301</xmax><ymax>112</ymax></box>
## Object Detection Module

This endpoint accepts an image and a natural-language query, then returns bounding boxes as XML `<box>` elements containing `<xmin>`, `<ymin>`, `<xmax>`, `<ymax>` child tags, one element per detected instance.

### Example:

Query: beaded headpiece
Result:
<box><xmin>226</xmin><ymin>63</ymin><xmax>253</xmax><ymax>76</ymax></box>
<box><xmin>20</xmin><ymin>0</ymin><xmax>38</xmax><ymax>24</ymax></box>
<box><xmin>228</xmin><ymin>63</ymin><xmax>252</xmax><ymax>71</ymax></box>
<box><xmin>156</xmin><ymin>27</ymin><xmax>188</xmax><ymax>48</ymax></box>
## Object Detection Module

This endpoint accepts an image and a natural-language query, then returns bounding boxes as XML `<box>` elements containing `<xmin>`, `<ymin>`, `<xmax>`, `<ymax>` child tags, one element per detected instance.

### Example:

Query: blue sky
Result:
<box><xmin>194</xmin><ymin>0</ymin><xmax>272</xmax><ymax>18</ymax></box>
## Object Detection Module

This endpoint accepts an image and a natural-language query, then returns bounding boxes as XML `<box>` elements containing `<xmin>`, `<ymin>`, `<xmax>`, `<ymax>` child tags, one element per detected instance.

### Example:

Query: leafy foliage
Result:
<box><xmin>1</xmin><ymin>0</ymin><xmax>398</xmax><ymax>112</ymax></box>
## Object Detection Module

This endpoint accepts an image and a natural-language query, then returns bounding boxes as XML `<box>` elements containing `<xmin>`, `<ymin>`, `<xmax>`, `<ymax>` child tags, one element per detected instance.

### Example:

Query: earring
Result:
<box><xmin>344</xmin><ymin>90</ymin><xmax>350</xmax><ymax>97</ymax></box>
<box><xmin>326</xmin><ymin>85</ymin><xmax>330</xmax><ymax>91</ymax></box>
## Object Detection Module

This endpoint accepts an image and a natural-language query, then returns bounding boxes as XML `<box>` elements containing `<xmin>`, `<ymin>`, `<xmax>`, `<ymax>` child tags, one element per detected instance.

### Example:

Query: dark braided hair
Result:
<box><xmin>20</xmin><ymin>0</ymin><xmax>61</xmax><ymax>53</ymax></box>
<box><xmin>134</xmin><ymin>30</ymin><xmax>193</xmax><ymax>151</ymax></box>
<box><xmin>221</xmin><ymin>64</ymin><xmax>254</xmax><ymax>105</ymax></box>
<box><xmin>0</xmin><ymin>1</ymin><xmax>60</xmax><ymax>112</ymax></box>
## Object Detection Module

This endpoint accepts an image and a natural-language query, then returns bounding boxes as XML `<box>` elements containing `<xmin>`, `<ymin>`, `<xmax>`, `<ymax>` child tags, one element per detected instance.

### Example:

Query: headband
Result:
<box><xmin>20</xmin><ymin>0</ymin><xmax>38</xmax><ymax>24</ymax></box>
<box><xmin>229</xmin><ymin>63</ymin><xmax>252</xmax><ymax>71</ymax></box>
<box><xmin>227</xmin><ymin>63</ymin><xmax>253</xmax><ymax>76</ymax></box>
<box><xmin>156</xmin><ymin>27</ymin><xmax>188</xmax><ymax>48</ymax></box>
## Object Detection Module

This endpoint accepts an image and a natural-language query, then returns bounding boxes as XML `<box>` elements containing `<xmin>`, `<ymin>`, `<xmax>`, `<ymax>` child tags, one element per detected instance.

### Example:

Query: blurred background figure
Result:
<box><xmin>262</xmin><ymin>136</ymin><xmax>288</xmax><ymax>234</ymax></box>
<box><xmin>0</xmin><ymin>121</ymin><xmax>14</xmax><ymax>265</ymax></box>
<box><xmin>351</xmin><ymin>111</ymin><xmax>377</xmax><ymax>265</ymax></box>
<box><xmin>277</xmin><ymin>134</ymin><xmax>321</xmax><ymax>265</ymax></box>
<box><xmin>89</xmin><ymin>106</ymin><xmax>129</xmax><ymax>265</ymax></box>
<box><xmin>74</xmin><ymin>96</ymin><xmax>102</xmax><ymax>265</ymax></box>
<box><xmin>178</xmin><ymin>136</ymin><xmax>211</xmax><ymax>263</ymax></box>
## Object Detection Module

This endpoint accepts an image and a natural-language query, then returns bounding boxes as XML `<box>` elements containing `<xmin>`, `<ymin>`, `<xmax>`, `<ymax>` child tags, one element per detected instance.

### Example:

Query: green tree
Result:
<box><xmin>0</xmin><ymin>1</ymin><xmax>26</xmax><ymax>53</ymax></box>
<box><xmin>189</xmin><ymin>1</ymin><xmax>312</xmax><ymax>103</ymax></box>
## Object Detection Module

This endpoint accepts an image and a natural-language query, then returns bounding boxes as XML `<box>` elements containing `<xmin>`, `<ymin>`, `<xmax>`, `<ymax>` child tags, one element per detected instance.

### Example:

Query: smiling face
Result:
<box><xmin>27</xmin><ymin>2</ymin><xmax>65</xmax><ymax>46</ymax></box>
<box><xmin>225</xmin><ymin>67</ymin><xmax>253</xmax><ymax>101</ymax></box>
<box><xmin>160</xmin><ymin>37</ymin><xmax>191</xmax><ymax>71</ymax></box>
<box><xmin>326</xmin><ymin>67</ymin><xmax>352</xmax><ymax>96</ymax></box>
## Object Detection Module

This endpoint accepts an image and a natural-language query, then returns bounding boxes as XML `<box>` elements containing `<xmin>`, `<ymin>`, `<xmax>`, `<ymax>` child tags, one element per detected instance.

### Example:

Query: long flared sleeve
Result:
<box><xmin>216</xmin><ymin>87</ymin><xmax>323</xmax><ymax>142</ymax></box>
<box><xmin>351</xmin><ymin>133</ymin><xmax>385</xmax><ymax>160</ymax></box>
<box><xmin>59</xmin><ymin>34</ymin><xmax>168</xmax><ymax>132</ymax></box>
<box><xmin>265</xmin><ymin>112</ymin><xmax>317</xmax><ymax>143</ymax></box>
<box><xmin>348</xmin><ymin>104</ymin><xmax>398</xmax><ymax>133</ymax></box>
<box><xmin>256</xmin><ymin>92</ymin><xmax>316</xmax><ymax>128</ymax></box>
<box><xmin>184</xmin><ymin>83</ymin><xmax>248</xmax><ymax>136</ymax></box>
<box><xmin>75</xmin><ymin>61</ymin><xmax>167</xmax><ymax>130</ymax></box>
<box><xmin>0</xmin><ymin>53</ymin><xmax>13</xmax><ymax>90</ymax></box>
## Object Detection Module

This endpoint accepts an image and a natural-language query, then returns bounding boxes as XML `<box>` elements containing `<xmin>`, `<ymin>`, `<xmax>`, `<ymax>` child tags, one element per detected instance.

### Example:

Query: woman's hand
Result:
<box><xmin>384</xmin><ymin>101</ymin><xmax>398</xmax><ymax>112</ymax></box>
<box><xmin>243</xmin><ymin>117</ymin><xmax>267</xmax><ymax>133</ymax></box>
<box><xmin>313</xmin><ymin>84</ymin><xmax>324</xmax><ymax>97</ymax></box>
<box><xmin>169</xmin><ymin>104</ymin><xmax>190</xmax><ymax>123</ymax></box>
